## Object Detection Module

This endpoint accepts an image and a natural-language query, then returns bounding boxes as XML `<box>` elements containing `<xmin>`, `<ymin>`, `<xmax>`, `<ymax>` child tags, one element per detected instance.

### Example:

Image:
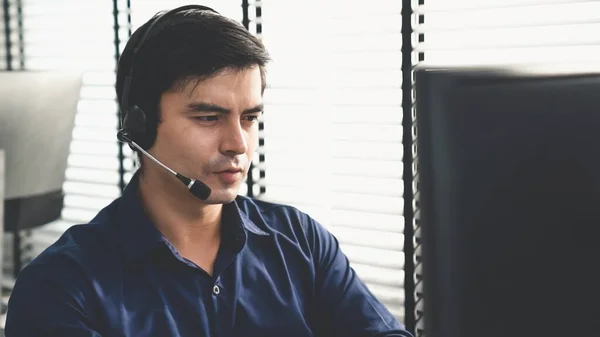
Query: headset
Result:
<box><xmin>116</xmin><ymin>5</ymin><xmax>219</xmax><ymax>200</ymax></box>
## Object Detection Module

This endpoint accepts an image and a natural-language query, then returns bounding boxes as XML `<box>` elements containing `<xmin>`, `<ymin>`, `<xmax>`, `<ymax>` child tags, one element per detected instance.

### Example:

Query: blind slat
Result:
<box><xmin>418</xmin><ymin>0</ymin><xmax>599</xmax><ymax>11</ymax></box>
<box><xmin>329</xmin><ymin>225</ymin><xmax>404</xmax><ymax>251</ymax></box>
<box><xmin>332</xmin><ymin>210</ymin><xmax>405</xmax><ymax>233</ymax></box>
<box><xmin>343</xmin><ymin>245</ymin><xmax>405</xmax><ymax>269</ymax></box>
<box><xmin>63</xmin><ymin>181</ymin><xmax>121</xmax><ymax>199</ymax></box>
<box><xmin>351</xmin><ymin>263</ymin><xmax>405</xmax><ymax>288</ymax></box>
<box><xmin>416</xmin><ymin>23</ymin><xmax>600</xmax><ymax>51</ymax></box>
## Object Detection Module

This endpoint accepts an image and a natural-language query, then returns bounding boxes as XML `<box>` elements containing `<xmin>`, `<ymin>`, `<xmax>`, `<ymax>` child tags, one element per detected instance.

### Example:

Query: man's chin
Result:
<box><xmin>201</xmin><ymin>188</ymin><xmax>240</xmax><ymax>205</ymax></box>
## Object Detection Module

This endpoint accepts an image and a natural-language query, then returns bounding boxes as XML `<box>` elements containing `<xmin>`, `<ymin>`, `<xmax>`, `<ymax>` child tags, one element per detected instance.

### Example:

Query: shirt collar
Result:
<box><xmin>117</xmin><ymin>171</ymin><xmax>269</xmax><ymax>263</ymax></box>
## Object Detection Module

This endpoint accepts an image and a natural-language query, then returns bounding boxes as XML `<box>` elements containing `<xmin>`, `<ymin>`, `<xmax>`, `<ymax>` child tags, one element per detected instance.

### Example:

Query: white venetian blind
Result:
<box><xmin>259</xmin><ymin>0</ymin><xmax>406</xmax><ymax>321</ymax></box>
<box><xmin>19</xmin><ymin>0</ymin><xmax>132</xmax><ymax>263</ymax></box>
<box><xmin>0</xmin><ymin>0</ymin><xmax>23</xmax><ymax>70</ymax></box>
<box><xmin>414</xmin><ymin>0</ymin><xmax>600</xmax><ymax>66</ymax></box>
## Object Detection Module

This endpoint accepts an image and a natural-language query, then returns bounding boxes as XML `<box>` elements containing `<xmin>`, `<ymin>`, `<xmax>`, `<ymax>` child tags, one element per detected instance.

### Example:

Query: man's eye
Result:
<box><xmin>194</xmin><ymin>116</ymin><xmax>219</xmax><ymax>122</ymax></box>
<box><xmin>245</xmin><ymin>115</ymin><xmax>260</xmax><ymax>122</ymax></box>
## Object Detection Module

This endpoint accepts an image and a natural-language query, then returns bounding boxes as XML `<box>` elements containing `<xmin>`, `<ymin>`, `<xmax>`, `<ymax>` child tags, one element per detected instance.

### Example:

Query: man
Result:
<box><xmin>5</xmin><ymin>5</ymin><xmax>412</xmax><ymax>337</ymax></box>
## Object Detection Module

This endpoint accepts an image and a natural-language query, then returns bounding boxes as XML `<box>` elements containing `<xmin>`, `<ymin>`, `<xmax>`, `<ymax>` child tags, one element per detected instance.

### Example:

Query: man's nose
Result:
<box><xmin>220</xmin><ymin>118</ymin><xmax>248</xmax><ymax>156</ymax></box>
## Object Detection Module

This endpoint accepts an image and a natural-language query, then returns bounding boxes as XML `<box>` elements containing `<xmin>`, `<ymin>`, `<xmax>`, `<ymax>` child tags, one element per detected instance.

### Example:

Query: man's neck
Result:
<box><xmin>137</xmin><ymin>169</ymin><xmax>222</xmax><ymax>256</ymax></box>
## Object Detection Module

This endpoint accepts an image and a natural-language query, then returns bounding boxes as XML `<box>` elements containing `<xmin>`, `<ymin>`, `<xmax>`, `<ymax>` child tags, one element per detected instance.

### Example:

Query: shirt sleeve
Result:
<box><xmin>4</xmin><ymin>253</ymin><xmax>103</xmax><ymax>337</ymax></box>
<box><xmin>304</xmin><ymin>214</ymin><xmax>414</xmax><ymax>337</ymax></box>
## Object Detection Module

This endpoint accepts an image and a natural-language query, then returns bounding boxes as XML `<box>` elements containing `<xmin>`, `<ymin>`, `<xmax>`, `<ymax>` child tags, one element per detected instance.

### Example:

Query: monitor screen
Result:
<box><xmin>0</xmin><ymin>71</ymin><xmax>81</xmax><ymax>231</ymax></box>
<box><xmin>414</xmin><ymin>64</ymin><xmax>600</xmax><ymax>337</ymax></box>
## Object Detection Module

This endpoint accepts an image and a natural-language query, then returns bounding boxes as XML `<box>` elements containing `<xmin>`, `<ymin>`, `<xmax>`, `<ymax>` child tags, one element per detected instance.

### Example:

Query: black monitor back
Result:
<box><xmin>415</xmin><ymin>64</ymin><xmax>600</xmax><ymax>337</ymax></box>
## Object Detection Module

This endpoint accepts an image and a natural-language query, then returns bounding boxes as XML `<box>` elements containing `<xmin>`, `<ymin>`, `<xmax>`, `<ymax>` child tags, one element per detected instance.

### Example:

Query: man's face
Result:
<box><xmin>147</xmin><ymin>65</ymin><xmax>263</xmax><ymax>204</ymax></box>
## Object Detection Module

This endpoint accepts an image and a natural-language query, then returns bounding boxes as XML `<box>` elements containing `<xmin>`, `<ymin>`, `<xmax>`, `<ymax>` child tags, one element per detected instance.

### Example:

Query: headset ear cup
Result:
<box><xmin>122</xmin><ymin>105</ymin><xmax>151</xmax><ymax>149</ymax></box>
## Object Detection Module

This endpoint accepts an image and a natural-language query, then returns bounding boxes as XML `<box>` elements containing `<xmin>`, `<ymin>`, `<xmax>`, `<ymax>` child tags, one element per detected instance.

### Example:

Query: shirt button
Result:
<box><xmin>213</xmin><ymin>285</ymin><xmax>220</xmax><ymax>295</ymax></box>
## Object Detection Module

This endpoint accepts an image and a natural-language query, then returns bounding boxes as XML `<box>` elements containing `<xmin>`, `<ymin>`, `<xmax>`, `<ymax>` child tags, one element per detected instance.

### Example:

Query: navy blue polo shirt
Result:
<box><xmin>5</xmin><ymin>173</ymin><xmax>412</xmax><ymax>337</ymax></box>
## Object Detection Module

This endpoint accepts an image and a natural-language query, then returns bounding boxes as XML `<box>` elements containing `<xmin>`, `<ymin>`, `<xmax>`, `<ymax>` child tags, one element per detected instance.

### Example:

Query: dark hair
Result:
<box><xmin>116</xmin><ymin>8</ymin><xmax>270</xmax><ymax>148</ymax></box>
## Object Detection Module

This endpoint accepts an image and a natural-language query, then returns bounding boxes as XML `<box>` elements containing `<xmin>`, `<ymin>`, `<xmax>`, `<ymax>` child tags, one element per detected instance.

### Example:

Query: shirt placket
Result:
<box><xmin>210</xmin><ymin>234</ymin><xmax>245</xmax><ymax>337</ymax></box>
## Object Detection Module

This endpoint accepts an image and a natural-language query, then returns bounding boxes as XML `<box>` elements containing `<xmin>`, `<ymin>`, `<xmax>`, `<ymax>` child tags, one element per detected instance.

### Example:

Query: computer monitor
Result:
<box><xmin>0</xmin><ymin>71</ymin><xmax>81</xmax><ymax>265</ymax></box>
<box><xmin>414</xmin><ymin>63</ymin><xmax>600</xmax><ymax>337</ymax></box>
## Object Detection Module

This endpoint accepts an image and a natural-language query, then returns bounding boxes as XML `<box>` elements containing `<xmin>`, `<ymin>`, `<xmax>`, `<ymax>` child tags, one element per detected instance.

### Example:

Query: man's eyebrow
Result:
<box><xmin>185</xmin><ymin>101</ymin><xmax>264</xmax><ymax>114</ymax></box>
<box><xmin>186</xmin><ymin>102</ymin><xmax>230</xmax><ymax>114</ymax></box>
<box><xmin>243</xmin><ymin>103</ymin><xmax>264</xmax><ymax>114</ymax></box>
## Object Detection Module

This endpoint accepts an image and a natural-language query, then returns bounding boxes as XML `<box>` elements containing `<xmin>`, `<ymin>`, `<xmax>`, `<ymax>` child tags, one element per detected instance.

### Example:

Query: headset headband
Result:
<box><xmin>120</xmin><ymin>5</ymin><xmax>219</xmax><ymax>113</ymax></box>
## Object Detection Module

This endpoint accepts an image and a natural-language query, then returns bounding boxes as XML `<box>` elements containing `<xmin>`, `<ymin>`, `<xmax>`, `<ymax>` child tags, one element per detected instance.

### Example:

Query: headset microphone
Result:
<box><xmin>117</xmin><ymin>130</ymin><xmax>212</xmax><ymax>200</ymax></box>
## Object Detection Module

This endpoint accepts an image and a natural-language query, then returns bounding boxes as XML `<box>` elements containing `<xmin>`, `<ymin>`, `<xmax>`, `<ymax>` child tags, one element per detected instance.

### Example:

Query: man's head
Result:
<box><xmin>116</xmin><ymin>6</ymin><xmax>270</xmax><ymax>204</ymax></box>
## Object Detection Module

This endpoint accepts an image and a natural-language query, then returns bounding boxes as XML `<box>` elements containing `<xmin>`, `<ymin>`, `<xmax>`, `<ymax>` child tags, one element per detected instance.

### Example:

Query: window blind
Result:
<box><xmin>245</xmin><ymin>0</ymin><xmax>265</xmax><ymax>198</ymax></box>
<box><xmin>414</xmin><ymin>0</ymin><xmax>600</xmax><ymax>66</ymax></box>
<box><xmin>258</xmin><ymin>0</ymin><xmax>406</xmax><ymax>321</ymax></box>
<box><xmin>0</xmin><ymin>1</ymin><xmax>6</xmax><ymax>70</ymax></box>
<box><xmin>412</xmin><ymin>1</ymin><xmax>600</xmax><ymax>335</ymax></box>
<box><xmin>0</xmin><ymin>0</ymin><xmax>23</xmax><ymax>70</ymax></box>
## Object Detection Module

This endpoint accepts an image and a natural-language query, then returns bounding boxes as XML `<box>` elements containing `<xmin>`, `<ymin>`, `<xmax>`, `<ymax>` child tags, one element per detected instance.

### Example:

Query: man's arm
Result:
<box><xmin>304</xmin><ymin>214</ymin><xmax>414</xmax><ymax>337</ymax></box>
<box><xmin>5</xmin><ymin>254</ymin><xmax>103</xmax><ymax>337</ymax></box>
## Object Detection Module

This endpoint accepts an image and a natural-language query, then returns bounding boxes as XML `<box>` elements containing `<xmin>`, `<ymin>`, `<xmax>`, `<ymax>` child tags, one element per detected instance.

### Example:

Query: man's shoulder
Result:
<box><xmin>5</xmin><ymin>208</ymin><xmax>122</xmax><ymax>336</ymax></box>
<box><xmin>23</xmin><ymin>199</ymin><xmax>123</xmax><ymax>278</ymax></box>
